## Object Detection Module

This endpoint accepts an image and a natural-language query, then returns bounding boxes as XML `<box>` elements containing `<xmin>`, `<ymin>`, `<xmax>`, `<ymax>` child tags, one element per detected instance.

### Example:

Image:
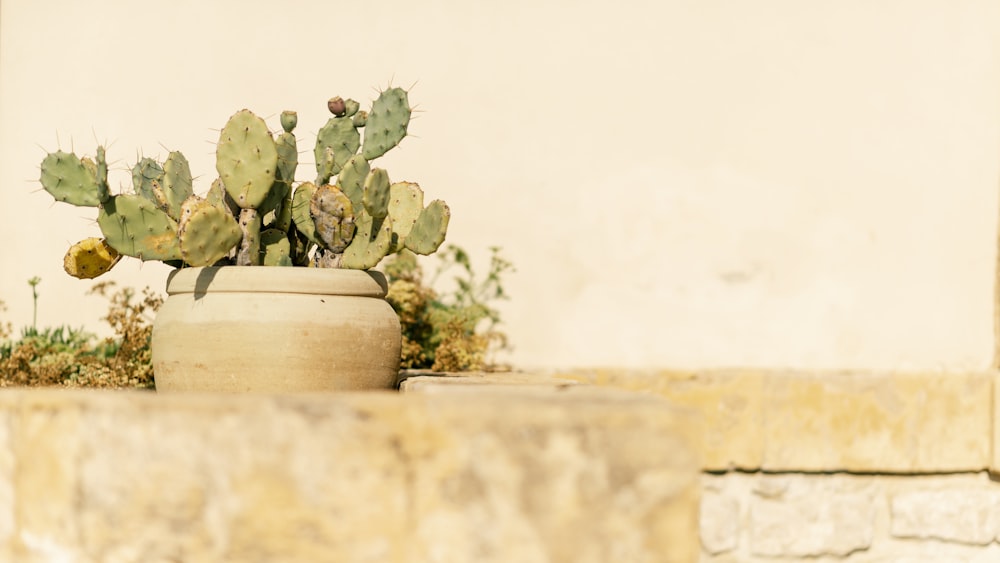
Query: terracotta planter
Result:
<box><xmin>151</xmin><ymin>267</ymin><xmax>401</xmax><ymax>392</ymax></box>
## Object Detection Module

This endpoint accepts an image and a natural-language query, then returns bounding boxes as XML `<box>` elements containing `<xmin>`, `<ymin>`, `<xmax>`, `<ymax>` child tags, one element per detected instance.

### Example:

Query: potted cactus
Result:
<box><xmin>38</xmin><ymin>88</ymin><xmax>449</xmax><ymax>392</ymax></box>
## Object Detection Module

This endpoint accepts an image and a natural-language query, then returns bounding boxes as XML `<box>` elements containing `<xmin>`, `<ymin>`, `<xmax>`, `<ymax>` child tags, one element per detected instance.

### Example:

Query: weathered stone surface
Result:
<box><xmin>0</xmin><ymin>387</ymin><xmax>699</xmax><ymax>563</ymax></box>
<box><xmin>891</xmin><ymin>489</ymin><xmax>1000</xmax><ymax>545</ymax></box>
<box><xmin>551</xmin><ymin>370</ymin><xmax>763</xmax><ymax>470</ymax></box>
<box><xmin>761</xmin><ymin>372</ymin><xmax>991</xmax><ymax>472</ymax></box>
<box><xmin>555</xmin><ymin>369</ymin><xmax>993</xmax><ymax>473</ymax></box>
<box><xmin>748</xmin><ymin>474</ymin><xmax>876</xmax><ymax>558</ymax></box>
<box><xmin>700</xmin><ymin>490</ymin><xmax>739</xmax><ymax>555</ymax></box>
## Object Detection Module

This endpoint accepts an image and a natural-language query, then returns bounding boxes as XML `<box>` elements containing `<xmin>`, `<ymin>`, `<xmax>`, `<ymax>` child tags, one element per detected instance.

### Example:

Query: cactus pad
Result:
<box><xmin>216</xmin><ymin>109</ymin><xmax>279</xmax><ymax>209</ymax></box>
<box><xmin>362</xmin><ymin>168</ymin><xmax>391</xmax><ymax>219</ymax></box>
<box><xmin>40</xmin><ymin>151</ymin><xmax>103</xmax><ymax>207</ymax></box>
<box><xmin>63</xmin><ymin>237</ymin><xmax>121</xmax><ymax>279</ymax></box>
<box><xmin>177</xmin><ymin>196</ymin><xmax>242</xmax><ymax>267</ymax></box>
<box><xmin>362</xmin><ymin>87</ymin><xmax>411</xmax><ymax>160</ymax></box>
<box><xmin>337</xmin><ymin>154</ymin><xmax>369</xmax><ymax>212</ymax></box>
<box><xmin>132</xmin><ymin>157</ymin><xmax>165</xmax><ymax>203</ymax></box>
<box><xmin>290</xmin><ymin>182</ymin><xmax>320</xmax><ymax>245</ymax></box>
<box><xmin>97</xmin><ymin>194</ymin><xmax>182</xmax><ymax>261</ymax></box>
<box><xmin>386</xmin><ymin>182</ymin><xmax>425</xmax><ymax>253</ymax></box>
<box><xmin>160</xmin><ymin>151</ymin><xmax>195</xmax><ymax>220</ymax></box>
<box><xmin>341</xmin><ymin>210</ymin><xmax>393</xmax><ymax>270</ymax></box>
<box><xmin>404</xmin><ymin>200</ymin><xmax>450</xmax><ymax>255</ymax></box>
<box><xmin>310</xmin><ymin>184</ymin><xmax>356</xmax><ymax>253</ymax></box>
<box><xmin>314</xmin><ymin>116</ymin><xmax>360</xmax><ymax>178</ymax></box>
<box><xmin>260</xmin><ymin>228</ymin><xmax>292</xmax><ymax>266</ymax></box>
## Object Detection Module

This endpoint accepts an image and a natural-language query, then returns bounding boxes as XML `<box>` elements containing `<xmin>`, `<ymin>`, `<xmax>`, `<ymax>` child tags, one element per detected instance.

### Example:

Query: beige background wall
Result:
<box><xmin>1</xmin><ymin>0</ymin><xmax>998</xmax><ymax>370</ymax></box>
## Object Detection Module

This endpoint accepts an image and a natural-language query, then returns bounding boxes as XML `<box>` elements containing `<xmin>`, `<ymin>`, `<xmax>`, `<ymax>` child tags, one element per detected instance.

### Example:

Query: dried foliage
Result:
<box><xmin>384</xmin><ymin>245</ymin><xmax>512</xmax><ymax>372</ymax></box>
<box><xmin>0</xmin><ymin>282</ymin><xmax>161</xmax><ymax>389</ymax></box>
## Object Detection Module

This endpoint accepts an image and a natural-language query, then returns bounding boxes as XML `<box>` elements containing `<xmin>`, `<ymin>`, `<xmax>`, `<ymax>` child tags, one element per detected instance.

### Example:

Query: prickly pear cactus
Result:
<box><xmin>341</xmin><ymin>211</ymin><xmax>393</xmax><ymax>270</ymax></box>
<box><xmin>404</xmin><ymin>200</ymin><xmax>450</xmax><ymax>255</ymax></box>
<box><xmin>362</xmin><ymin>88</ymin><xmax>411</xmax><ymax>160</ymax></box>
<box><xmin>159</xmin><ymin>151</ymin><xmax>195</xmax><ymax>220</ymax></box>
<box><xmin>177</xmin><ymin>197</ymin><xmax>242</xmax><ymax>267</ymax></box>
<box><xmin>314</xmin><ymin>114</ymin><xmax>360</xmax><ymax>180</ymax></box>
<box><xmin>63</xmin><ymin>237</ymin><xmax>121</xmax><ymax>279</ymax></box>
<box><xmin>362</xmin><ymin>168</ymin><xmax>391</xmax><ymax>219</ymax></box>
<box><xmin>310</xmin><ymin>184</ymin><xmax>356</xmax><ymax>253</ymax></box>
<box><xmin>217</xmin><ymin>109</ymin><xmax>279</xmax><ymax>209</ymax></box>
<box><xmin>39</xmin><ymin>89</ymin><xmax>450</xmax><ymax>277</ymax></box>
<box><xmin>40</xmin><ymin>151</ymin><xmax>106</xmax><ymax>207</ymax></box>
<box><xmin>97</xmin><ymin>195</ymin><xmax>182</xmax><ymax>261</ymax></box>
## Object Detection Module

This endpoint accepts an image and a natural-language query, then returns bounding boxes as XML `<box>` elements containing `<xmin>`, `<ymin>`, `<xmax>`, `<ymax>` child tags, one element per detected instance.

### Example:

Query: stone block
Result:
<box><xmin>891</xmin><ymin>489</ymin><xmax>1000</xmax><ymax>545</ymax></box>
<box><xmin>748</xmin><ymin>474</ymin><xmax>876</xmax><ymax>558</ymax></box>
<box><xmin>699</xmin><ymin>490</ymin><xmax>739</xmax><ymax>555</ymax></box>
<box><xmin>550</xmin><ymin>369</ymin><xmax>763</xmax><ymax>471</ymax></box>
<box><xmin>761</xmin><ymin>372</ymin><xmax>991</xmax><ymax>472</ymax></box>
<box><xmin>0</xmin><ymin>388</ymin><xmax>700</xmax><ymax>563</ymax></box>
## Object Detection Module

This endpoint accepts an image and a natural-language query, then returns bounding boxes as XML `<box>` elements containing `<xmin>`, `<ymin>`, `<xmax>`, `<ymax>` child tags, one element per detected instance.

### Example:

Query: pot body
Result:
<box><xmin>152</xmin><ymin>267</ymin><xmax>401</xmax><ymax>392</ymax></box>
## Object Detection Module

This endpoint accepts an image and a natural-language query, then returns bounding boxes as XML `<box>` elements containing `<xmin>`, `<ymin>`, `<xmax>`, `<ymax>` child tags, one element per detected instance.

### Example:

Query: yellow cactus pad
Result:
<box><xmin>63</xmin><ymin>237</ymin><xmax>121</xmax><ymax>279</ymax></box>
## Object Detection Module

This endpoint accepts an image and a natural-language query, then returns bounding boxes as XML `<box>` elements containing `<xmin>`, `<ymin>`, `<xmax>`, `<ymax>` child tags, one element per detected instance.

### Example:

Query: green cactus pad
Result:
<box><xmin>290</xmin><ymin>182</ymin><xmax>320</xmax><ymax>245</ymax></box>
<box><xmin>337</xmin><ymin>154</ymin><xmax>369</xmax><ymax>212</ymax></box>
<box><xmin>160</xmin><ymin>151</ymin><xmax>195</xmax><ymax>220</ymax></box>
<box><xmin>314</xmin><ymin>116</ymin><xmax>360</xmax><ymax>178</ymax></box>
<box><xmin>177</xmin><ymin>197</ymin><xmax>242</xmax><ymax>267</ymax></box>
<box><xmin>344</xmin><ymin>99</ymin><xmax>361</xmax><ymax>118</ymax></box>
<box><xmin>352</xmin><ymin>110</ymin><xmax>368</xmax><ymax>128</ymax></box>
<box><xmin>341</xmin><ymin>210</ymin><xmax>393</xmax><ymax>270</ymax></box>
<box><xmin>362</xmin><ymin>87</ymin><xmax>411</xmax><ymax>160</ymax></box>
<box><xmin>97</xmin><ymin>194</ymin><xmax>182</xmax><ymax>261</ymax></box>
<box><xmin>310</xmin><ymin>184</ymin><xmax>356</xmax><ymax>253</ymax></box>
<box><xmin>280</xmin><ymin>110</ymin><xmax>297</xmax><ymax>133</ymax></box>
<box><xmin>386</xmin><ymin>182</ymin><xmax>424</xmax><ymax>253</ymax></box>
<box><xmin>40</xmin><ymin>151</ymin><xmax>102</xmax><ymax>207</ymax></box>
<box><xmin>216</xmin><ymin>109</ymin><xmax>279</xmax><ymax>209</ymax></box>
<box><xmin>132</xmin><ymin>157</ymin><xmax>165</xmax><ymax>203</ymax></box>
<box><xmin>362</xmin><ymin>168</ymin><xmax>391</xmax><ymax>219</ymax></box>
<box><xmin>95</xmin><ymin>146</ymin><xmax>111</xmax><ymax>203</ymax></box>
<box><xmin>260</xmin><ymin>228</ymin><xmax>292</xmax><ymax>266</ymax></box>
<box><xmin>404</xmin><ymin>199</ymin><xmax>450</xmax><ymax>255</ymax></box>
<box><xmin>63</xmin><ymin>237</ymin><xmax>121</xmax><ymax>279</ymax></box>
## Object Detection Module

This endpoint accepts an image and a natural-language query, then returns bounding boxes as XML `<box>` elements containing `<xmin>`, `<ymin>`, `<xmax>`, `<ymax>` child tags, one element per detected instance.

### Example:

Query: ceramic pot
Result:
<box><xmin>151</xmin><ymin>267</ymin><xmax>401</xmax><ymax>392</ymax></box>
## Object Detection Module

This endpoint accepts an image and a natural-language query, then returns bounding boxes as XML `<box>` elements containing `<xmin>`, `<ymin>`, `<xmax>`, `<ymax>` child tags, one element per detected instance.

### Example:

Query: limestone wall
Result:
<box><xmin>0</xmin><ymin>386</ymin><xmax>700</xmax><ymax>563</ymax></box>
<box><xmin>542</xmin><ymin>369</ymin><xmax>1000</xmax><ymax>561</ymax></box>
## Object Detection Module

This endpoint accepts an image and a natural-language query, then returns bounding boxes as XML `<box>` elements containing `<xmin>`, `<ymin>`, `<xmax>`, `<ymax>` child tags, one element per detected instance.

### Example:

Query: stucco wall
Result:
<box><xmin>1</xmin><ymin>0</ymin><xmax>998</xmax><ymax>370</ymax></box>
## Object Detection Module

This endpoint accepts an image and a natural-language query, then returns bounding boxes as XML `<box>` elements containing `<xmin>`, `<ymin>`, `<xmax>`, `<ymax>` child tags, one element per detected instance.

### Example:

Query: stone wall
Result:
<box><xmin>0</xmin><ymin>385</ymin><xmax>701</xmax><ymax>563</ymax></box>
<box><xmin>541</xmin><ymin>369</ymin><xmax>1000</xmax><ymax>562</ymax></box>
<box><xmin>701</xmin><ymin>472</ymin><xmax>1000</xmax><ymax>562</ymax></box>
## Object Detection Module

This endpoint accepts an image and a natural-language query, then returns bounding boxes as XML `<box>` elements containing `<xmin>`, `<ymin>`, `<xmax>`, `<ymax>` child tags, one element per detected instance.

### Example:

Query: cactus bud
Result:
<box><xmin>327</xmin><ymin>96</ymin><xmax>347</xmax><ymax>116</ymax></box>
<box><xmin>280</xmin><ymin>111</ymin><xmax>298</xmax><ymax>133</ymax></box>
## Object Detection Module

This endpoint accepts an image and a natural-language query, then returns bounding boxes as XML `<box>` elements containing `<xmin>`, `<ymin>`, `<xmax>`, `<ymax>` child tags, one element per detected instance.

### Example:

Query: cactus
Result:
<box><xmin>362</xmin><ymin>168</ymin><xmax>391</xmax><ymax>219</ymax></box>
<box><xmin>310</xmin><ymin>184</ymin><xmax>356</xmax><ymax>253</ymax></box>
<box><xmin>158</xmin><ymin>151</ymin><xmax>195</xmax><ymax>220</ymax></box>
<box><xmin>177</xmin><ymin>197</ymin><xmax>242</xmax><ymax>267</ymax></box>
<box><xmin>341</xmin><ymin>211</ymin><xmax>393</xmax><ymax>270</ymax></box>
<box><xmin>338</xmin><ymin>154</ymin><xmax>369</xmax><ymax>212</ymax></box>
<box><xmin>63</xmin><ymin>237</ymin><xmax>121</xmax><ymax>279</ymax></box>
<box><xmin>362</xmin><ymin>87</ymin><xmax>411</xmax><ymax>160</ymax></box>
<box><xmin>40</xmin><ymin>151</ymin><xmax>106</xmax><ymax>207</ymax></box>
<box><xmin>314</xmin><ymin>114</ymin><xmax>360</xmax><ymax>182</ymax></box>
<box><xmin>39</xmin><ymin>89</ymin><xmax>449</xmax><ymax>279</ymax></box>
<box><xmin>97</xmin><ymin>195</ymin><xmax>182</xmax><ymax>261</ymax></box>
<box><xmin>386</xmin><ymin>182</ymin><xmax>424</xmax><ymax>253</ymax></box>
<box><xmin>405</xmin><ymin>200</ymin><xmax>451</xmax><ymax>255</ymax></box>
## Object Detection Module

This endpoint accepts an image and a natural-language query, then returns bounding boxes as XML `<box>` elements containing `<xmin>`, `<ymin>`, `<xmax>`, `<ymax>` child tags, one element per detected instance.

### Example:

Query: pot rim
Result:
<box><xmin>164</xmin><ymin>266</ymin><xmax>388</xmax><ymax>297</ymax></box>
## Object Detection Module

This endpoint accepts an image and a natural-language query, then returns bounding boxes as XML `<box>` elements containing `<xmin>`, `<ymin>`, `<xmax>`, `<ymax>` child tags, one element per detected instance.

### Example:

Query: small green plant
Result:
<box><xmin>27</xmin><ymin>277</ymin><xmax>40</xmax><ymax>332</ymax></box>
<box><xmin>39</xmin><ymin>87</ymin><xmax>449</xmax><ymax>277</ymax></box>
<box><xmin>384</xmin><ymin>245</ymin><xmax>513</xmax><ymax>372</ymax></box>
